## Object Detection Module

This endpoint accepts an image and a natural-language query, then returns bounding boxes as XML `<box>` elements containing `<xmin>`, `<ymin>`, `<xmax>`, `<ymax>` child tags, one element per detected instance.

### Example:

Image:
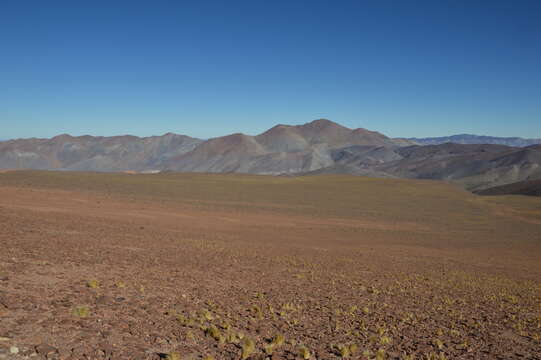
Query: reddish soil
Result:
<box><xmin>0</xmin><ymin>173</ymin><xmax>540</xmax><ymax>360</ymax></box>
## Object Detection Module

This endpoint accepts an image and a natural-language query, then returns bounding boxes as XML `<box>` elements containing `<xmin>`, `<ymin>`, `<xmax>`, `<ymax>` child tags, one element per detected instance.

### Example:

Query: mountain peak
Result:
<box><xmin>52</xmin><ymin>133</ymin><xmax>73</xmax><ymax>139</ymax></box>
<box><xmin>303</xmin><ymin>118</ymin><xmax>346</xmax><ymax>129</ymax></box>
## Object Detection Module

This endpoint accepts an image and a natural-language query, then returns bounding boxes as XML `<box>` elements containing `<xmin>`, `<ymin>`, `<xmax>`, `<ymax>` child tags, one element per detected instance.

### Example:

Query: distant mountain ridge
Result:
<box><xmin>408</xmin><ymin>134</ymin><xmax>541</xmax><ymax>147</ymax></box>
<box><xmin>163</xmin><ymin>119</ymin><xmax>401</xmax><ymax>174</ymax></box>
<box><xmin>1</xmin><ymin>119</ymin><xmax>541</xmax><ymax>192</ymax></box>
<box><xmin>0</xmin><ymin>133</ymin><xmax>202</xmax><ymax>172</ymax></box>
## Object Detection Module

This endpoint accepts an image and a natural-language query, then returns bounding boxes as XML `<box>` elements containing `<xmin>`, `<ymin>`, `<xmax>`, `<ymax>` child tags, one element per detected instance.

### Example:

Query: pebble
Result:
<box><xmin>10</xmin><ymin>346</ymin><xmax>19</xmax><ymax>354</ymax></box>
<box><xmin>35</xmin><ymin>344</ymin><xmax>57</xmax><ymax>356</ymax></box>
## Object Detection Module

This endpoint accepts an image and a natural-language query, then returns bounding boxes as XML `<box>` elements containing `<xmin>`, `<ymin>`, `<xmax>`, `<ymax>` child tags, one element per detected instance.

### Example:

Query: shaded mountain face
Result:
<box><xmin>373</xmin><ymin>144</ymin><xmax>541</xmax><ymax>190</ymax></box>
<box><xmin>0</xmin><ymin>133</ymin><xmax>202</xmax><ymax>171</ymax></box>
<box><xmin>408</xmin><ymin>134</ymin><xmax>541</xmax><ymax>147</ymax></box>
<box><xmin>1</xmin><ymin>119</ymin><xmax>541</xmax><ymax>191</ymax></box>
<box><xmin>305</xmin><ymin>143</ymin><xmax>541</xmax><ymax>190</ymax></box>
<box><xmin>474</xmin><ymin>179</ymin><xmax>541</xmax><ymax>197</ymax></box>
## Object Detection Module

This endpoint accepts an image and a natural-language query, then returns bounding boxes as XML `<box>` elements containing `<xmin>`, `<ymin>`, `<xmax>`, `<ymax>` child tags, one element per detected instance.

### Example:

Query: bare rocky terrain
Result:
<box><xmin>475</xmin><ymin>179</ymin><xmax>541</xmax><ymax>197</ymax></box>
<box><xmin>0</xmin><ymin>133</ymin><xmax>202</xmax><ymax>172</ymax></box>
<box><xmin>1</xmin><ymin>171</ymin><xmax>540</xmax><ymax>359</ymax></box>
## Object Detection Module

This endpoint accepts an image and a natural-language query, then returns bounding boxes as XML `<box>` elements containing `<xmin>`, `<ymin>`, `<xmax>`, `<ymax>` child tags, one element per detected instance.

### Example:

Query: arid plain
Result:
<box><xmin>1</xmin><ymin>171</ymin><xmax>540</xmax><ymax>359</ymax></box>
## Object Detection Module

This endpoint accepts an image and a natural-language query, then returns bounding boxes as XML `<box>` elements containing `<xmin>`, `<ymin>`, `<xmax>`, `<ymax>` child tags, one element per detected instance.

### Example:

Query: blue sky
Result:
<box><xmin>1</xmin><ymin>0</ymin><xmax>540</xmax><ymax>140</ymax></box>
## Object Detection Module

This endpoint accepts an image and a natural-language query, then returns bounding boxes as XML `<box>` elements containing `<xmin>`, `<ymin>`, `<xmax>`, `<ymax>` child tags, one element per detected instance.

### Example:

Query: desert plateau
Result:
<box><xmin>0</xmin><ymin>171</ymin><xmax>540</xmax><ymax>359</ymax></box>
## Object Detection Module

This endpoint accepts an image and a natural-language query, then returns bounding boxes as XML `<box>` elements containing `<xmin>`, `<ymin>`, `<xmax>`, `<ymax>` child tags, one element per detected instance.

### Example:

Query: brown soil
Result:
<box><xmin>0</xmin><ymin>172</ymin><xmax>540</xmax><ymax>360</ymax></box>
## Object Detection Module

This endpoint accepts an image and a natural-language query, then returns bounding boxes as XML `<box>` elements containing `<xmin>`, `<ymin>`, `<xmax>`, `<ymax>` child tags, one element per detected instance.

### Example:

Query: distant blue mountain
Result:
<box><xmin>407</xmin><ymin>134</ymin><xmax>541</xmax><ymax>147</ymax></box>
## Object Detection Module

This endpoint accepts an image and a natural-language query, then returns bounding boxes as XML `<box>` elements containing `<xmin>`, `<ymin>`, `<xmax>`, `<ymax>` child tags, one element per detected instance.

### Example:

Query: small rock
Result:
<box><xmin>95</xmin><ymin>295</ymin><xmax>111</xmax><ymax>305</ymax></box>
<box><xmin>35</xmin><ymin>344</ymin><xmax>57</xmax><ymax>356</ymax></box>
<box><xmin>9</xmin><ymin>346</ymin><xmax>19</xmax><ymax>354</ymax></box>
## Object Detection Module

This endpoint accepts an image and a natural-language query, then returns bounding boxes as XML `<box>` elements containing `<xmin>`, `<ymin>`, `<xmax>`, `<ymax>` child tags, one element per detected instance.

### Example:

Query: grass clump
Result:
<box><xmin>298</xmin><ymin>346</ymin><xmax>311</xmax><ymax>359</ymax></box>
<box><xmin>72</xmin><ymin>305</ymin><xmax>90</xmax><ymax>318</ymax></box>
<box><xmin>433</xmin><ymin>338</ymin><xmax>444</xmax><ymax>350</ymax></box>
<box><xmin>271</xmin><ymin>333</ymin><xmax>285</xmax><ymax>347</ymax></box>
<box><xmin>165</xmin><ymin>352</ymin><xmax>181</xmax><ymax>360</ymax></box>
<box><xmin>202</xmin><ymin>309</ymin><xmax>214</xmax><ymax>321</ymax></box>
<box><xmin>205</xmin><ymin>325</ymin><xmax>225</xmax><ymax>344</ymax></box>
<box><xmin>241</xmin><ymin>338</ymin><xmax>255</xmax><ymax>360</ymax></box>
<box><xmin>334</xmin><ymin>344</ymin><xmax>350</xmax><ymax>357</ymax></box>
<box><xmin>332</xmin><ymin>343</ymin><xmax>357</xmax><ymax>358</ymax></box>
<box><xmin>177</xmin><ymin>314</ymin><xmax>195</xmax><ymax>327</ymax></box>
<box><xmin>225</xmin><ymin>331</ymin><xmax>239</xmax><ymax>344</ymax></box>
<box><xmin>86</xmin><ymin>279</ymin><xmax>99</xmax><ymax>289</ymax></box>
<box><xmin>251</xmin><ymin>305</ymin><xmax>263</xmax><ymax>319</ymax></box>
<box><xmin>263</xmin><ymin>344</ymin><xmax>274</xmax><ymax>355</ymax></box>
<box><xmin>362</xmin><ymin>306</ymin><xmax>370</xmax><ymax>314</ymax></box>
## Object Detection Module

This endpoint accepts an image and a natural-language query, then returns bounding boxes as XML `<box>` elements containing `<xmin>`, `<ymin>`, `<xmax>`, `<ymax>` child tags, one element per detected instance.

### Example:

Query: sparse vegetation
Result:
<box><xmin>71</xmin><ymin>305</ymin><xmax>90</xmax><ymax>318</ymax></box>
<box><xmin>86</xmin><ymin>279</ymin><xmax>99</xmax><ymax>289</ymax></box>
<box><xmin>241</xmin><ymin>338</ymin><xmax>255</xmax><ymax>360</ymax></box>
<box><xmin>271</xmin><ymin>333</ymin><xmax>285</xmax><ymax>347</ymax></box>
<box><xmin>298</xmin><ymin>346</ymin><xmax>311</xmax><ymax>359</ymax></box>
<box><xmin>165</xmin><ymin>352</ymin><xmax>181</xmax><ymax>360</ymax></box>
<box><xmin>1</xmin><ymin>171</ymin><xmax>540</xmax><ymax>360</ymax></box>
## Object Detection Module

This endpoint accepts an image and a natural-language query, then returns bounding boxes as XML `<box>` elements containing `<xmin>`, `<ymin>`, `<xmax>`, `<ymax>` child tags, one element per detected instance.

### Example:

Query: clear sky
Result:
<box><xmin>1</xmin><ymin>0</ymin><xmax>540</xmax><ymax>140</ymax></box>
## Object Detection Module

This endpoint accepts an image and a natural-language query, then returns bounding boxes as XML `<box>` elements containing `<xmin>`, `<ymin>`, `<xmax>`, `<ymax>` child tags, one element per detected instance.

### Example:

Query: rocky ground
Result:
<box><xmin>0</xmin><ymin>172</ymin><xmax>540</xmax><ymax>359</ymax></box>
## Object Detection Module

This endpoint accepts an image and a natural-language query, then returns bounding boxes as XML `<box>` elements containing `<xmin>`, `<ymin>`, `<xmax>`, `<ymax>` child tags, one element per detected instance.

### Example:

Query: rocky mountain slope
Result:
<box><xmin>474</xmin><ymin>179</ymin><xmax>541</xmax><ymax>197</ymax></box>
<box><xmin>408</xmin><ymin>134</ymin><xmax>541</xmax><ymax>147</ymax></box>
<box><xmin>304</xmin><ymin>143</ymin><xmax>541</xmax><ymax>190</ymax></box>
<box><xmin>0</xmin><ymin>133</ymin><xmax>202</xmax><ymax>171</ymax></box>
<box><xmin>1</xmin><ymin>119</ymin><xmax>540</xmax><ymax>191</ymax></box>
<box><xmin>376</xmin><ymin>144</ymin><xmax>541</xmax><ymax>191</ymax></box>
<box><xmin>163</xmin><ymin>119</ymin><xmax>399</xmax><ymax>174</ymax></box>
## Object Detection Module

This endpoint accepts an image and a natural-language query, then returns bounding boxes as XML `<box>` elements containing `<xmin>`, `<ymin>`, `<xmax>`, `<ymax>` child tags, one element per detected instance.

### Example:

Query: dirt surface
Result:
<box><xmin>0</xmin><ymin>171</ymin><xmax>540</xmax><ymax>359</ymax></box>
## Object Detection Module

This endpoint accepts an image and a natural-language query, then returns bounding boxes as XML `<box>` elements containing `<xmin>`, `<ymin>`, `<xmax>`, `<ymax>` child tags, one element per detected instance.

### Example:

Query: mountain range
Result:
<box><xmin>0</xmin><ymin>133</ymin><xmax>202</xmax><ymax>172</ymax></box>
<box><xmin>407</xmin><ymin>134</ymin><xmax>541</xmax><ymax>147</ymax></box>
<box><xmin>2</xmin><ymin>119</ymin><xmax>541</xmax><ymax>191</ymax></box>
